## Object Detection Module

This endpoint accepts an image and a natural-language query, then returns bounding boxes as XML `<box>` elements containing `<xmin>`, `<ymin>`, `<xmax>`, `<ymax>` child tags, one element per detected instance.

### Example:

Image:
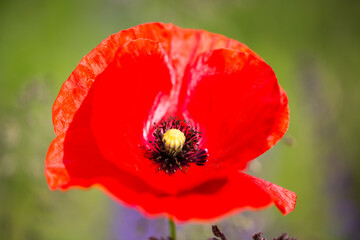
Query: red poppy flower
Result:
<box><xmin>45</xmin><ymin>22</ymin><xmax>296</xmax><ymax>221</ymax></box>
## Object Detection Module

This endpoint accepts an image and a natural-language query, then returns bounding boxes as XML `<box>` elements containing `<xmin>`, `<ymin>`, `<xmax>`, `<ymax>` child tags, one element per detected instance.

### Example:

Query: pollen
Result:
<box><xmin>162</xmin><ymin>129</ymin><xmax>186</xmax><ymax>154</ymax></box>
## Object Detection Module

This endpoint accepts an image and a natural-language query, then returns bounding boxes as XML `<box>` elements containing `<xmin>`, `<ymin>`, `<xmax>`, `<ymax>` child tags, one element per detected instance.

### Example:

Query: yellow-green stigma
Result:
<box><xmin>162</xmin><ymin>129</ymin><xmax>186</xmax><ymax>155</ymax></box>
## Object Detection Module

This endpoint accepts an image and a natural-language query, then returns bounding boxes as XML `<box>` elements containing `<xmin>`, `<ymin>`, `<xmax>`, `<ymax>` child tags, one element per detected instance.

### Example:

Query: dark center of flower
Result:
<box><xmin>143</xmin><ymin>117</ymin><xmax>208</xmax><ymax>175</ymax></box>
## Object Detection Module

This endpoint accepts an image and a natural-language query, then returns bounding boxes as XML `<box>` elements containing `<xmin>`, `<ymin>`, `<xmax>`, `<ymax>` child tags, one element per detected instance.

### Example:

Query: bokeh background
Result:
<box><xmin>1</xmin><ymin>0</ymin><xmax>359</xmax><ymax>239</ymax></box>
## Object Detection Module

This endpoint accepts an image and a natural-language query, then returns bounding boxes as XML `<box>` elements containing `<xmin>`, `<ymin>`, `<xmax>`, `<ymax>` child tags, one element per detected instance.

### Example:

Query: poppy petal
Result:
<box><xmin>52</xmin><ymin>23</ymin><xmax>178</xmax><ymax>136</ymax></box>
<box><xmin>45</xmin><ymin>129</ymin><xmax>295</xmax><ymax>220</ymax></box>
<box><xmin>96</xmin><ymin>171</ymin><xmax>296</xmax><ymax>221</ymax></box>
<box><xmin>45</xmin><ymin>133</ymin><xmax>71</xmax><ymax>189</ymax></box>
<box><xmin>52</xmin><ymin>23</ymin><xmax>257</xmax><ymax>136</ymax></box>
<box><xmin>267</xmin><ymin>86</ymin><xmax>290</xmax><ymax>146</ymax></box>
<box><xmin>45</xmin><ymin>128</ymin><xmax>168</xmax><ymax>196</ymax></box>
<box><xmin>180</xmin><ymin>49</ymin><xmax>289</xmax><ymax>171</ymax></box>
<box><xmin>45</xmin><ymin>129</ymin><xmax>104</xmax><ymax>190</ymax></box>
<box><xmin>90</xmin><ymin>38</ymin><xmax>175</xmax><ymax>173</ymax></box>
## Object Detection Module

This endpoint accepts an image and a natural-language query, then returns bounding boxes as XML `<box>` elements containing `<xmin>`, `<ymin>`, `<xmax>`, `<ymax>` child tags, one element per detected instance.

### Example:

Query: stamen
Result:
<box><xmin>142</xmin><ymin>117</ymin><xmax>208</xmax><ymax>175</ymax></box>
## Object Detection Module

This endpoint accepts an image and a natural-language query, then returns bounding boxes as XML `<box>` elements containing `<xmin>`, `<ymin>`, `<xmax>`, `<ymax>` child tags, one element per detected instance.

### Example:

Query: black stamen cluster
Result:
<box><xmin>143</xmin><ymin>117</ymin><xmax>208</xmax><ymax>175</ymax></box>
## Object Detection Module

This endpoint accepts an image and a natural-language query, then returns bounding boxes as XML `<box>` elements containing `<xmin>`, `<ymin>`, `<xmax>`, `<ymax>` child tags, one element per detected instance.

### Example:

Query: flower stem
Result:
<box><xmin>168</xmin><ymin>216</ymin><xmax>176</xmax><ymax>240</ymax></box>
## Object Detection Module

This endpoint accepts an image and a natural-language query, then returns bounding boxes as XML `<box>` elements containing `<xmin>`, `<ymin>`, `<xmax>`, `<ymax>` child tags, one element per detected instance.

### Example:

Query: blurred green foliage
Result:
<box><xmin>0</xmin><ymin>0</ymin><xmax>359</xmax><ymax>239</ymax></box>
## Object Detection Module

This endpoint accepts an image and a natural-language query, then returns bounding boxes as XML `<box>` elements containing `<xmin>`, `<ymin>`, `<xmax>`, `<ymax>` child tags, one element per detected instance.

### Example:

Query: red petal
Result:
<box><xmin>45</xmin><ymin>129</ymin><xmax>107</xmax><ymax>190</ymax></box>
<box><xmin>45</xmin><ymin>130</ymin><xmax>99</xmax><ymax>190</ymax></box>
<box><xmin>244</xmin><ymin>172</ymin><xmax>297</xmax><ymax>216</ymax></box>
<box><xmin>46</xmin><ymin>129</ymin><xmax>296</xmax><ymax>221</ymax></box>
<box><xmin>52</xmin><ymin>23</ymin><xmax>256</xmax><ymax>136</ymax></box>
<box><xmin>45</xmin><ymin>128</ymin><xmax>167</xmax><ymax>195</ymax></box>
<box><xmin>267</xmin><ymin>86</ymin><xmax>290</xmax><ymax>146</ymax></box>
<box><xmin>97</xmin><ymin>171</ymin><xmax>296</xmax><ymax>221</ymax></box>
<box><xmin>45</xmin><ymin>133</ymin><xmax>71</xmax><ymax>189</ymax></box>
<box><xmin>90</xmin><ymin>38</ymin><xmax>174</xmax><ymax>173</ymax></box>
<box><xmin>180</xmin><ymin>49</ymin><xmax>289</xmax><ymax>171</ymax></box>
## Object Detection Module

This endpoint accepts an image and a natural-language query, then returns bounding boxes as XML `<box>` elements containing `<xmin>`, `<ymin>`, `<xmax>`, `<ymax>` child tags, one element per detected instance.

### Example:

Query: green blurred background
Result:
<box><xmin>1</xmin><ymin>0</ymin><xmax>359</xmax><ymax>239</ymax></box>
